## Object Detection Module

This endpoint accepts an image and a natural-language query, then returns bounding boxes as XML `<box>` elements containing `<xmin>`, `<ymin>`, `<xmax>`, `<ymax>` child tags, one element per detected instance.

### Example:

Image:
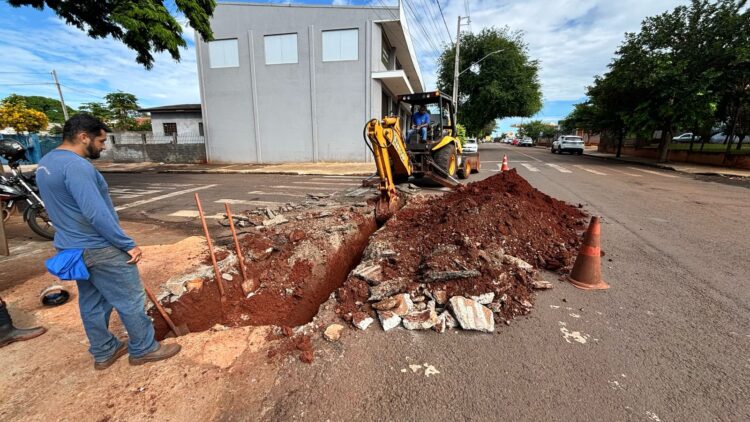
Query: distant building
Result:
<box><xmin>139</xmin><ymin>104</ymin><xmax>203</xmax><ymax>138</ymax></box>
<box><xmin>195</xmin><ymin>2</ymin><xmax>423</xmax><ymax>163</ymax></box>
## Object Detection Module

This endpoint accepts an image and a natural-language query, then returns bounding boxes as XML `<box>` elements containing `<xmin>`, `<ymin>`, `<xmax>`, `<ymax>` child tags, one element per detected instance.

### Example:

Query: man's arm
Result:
<box><xmin>64</xmin><ymin>161</ymin><xmax>137</xmax><ymax>253</ymax></box>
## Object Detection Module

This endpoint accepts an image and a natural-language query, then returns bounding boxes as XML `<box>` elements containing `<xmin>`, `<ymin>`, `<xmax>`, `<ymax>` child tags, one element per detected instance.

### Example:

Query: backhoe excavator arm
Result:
<box><xmin>364</xmin><ymin>117</ymin><xmax>411</xmax><ymax>223</ymax></box>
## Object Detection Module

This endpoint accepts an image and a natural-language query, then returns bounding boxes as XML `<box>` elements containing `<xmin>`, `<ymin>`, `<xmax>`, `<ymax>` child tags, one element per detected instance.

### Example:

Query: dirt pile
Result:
<box><xmin>335</xmin><ymin>169</ymin><xmax>587</xmax><ymax>332</ymax></box>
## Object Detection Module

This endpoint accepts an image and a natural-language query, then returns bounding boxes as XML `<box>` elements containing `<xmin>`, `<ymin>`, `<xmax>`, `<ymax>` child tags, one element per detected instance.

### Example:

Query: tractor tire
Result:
<box><xmin>457</xmin><ymin>158</ymin><xmax>470</xmax><ymax>179</ymax></box>
<box><xmin>432</xmin><ymin>144</ymin><xmax>457</xmax><ymax>177</ymax></box>
<box><xmin>471</xmin><ymin>159</ymin><xmax>481</xmax><ymax>174</ymax></box>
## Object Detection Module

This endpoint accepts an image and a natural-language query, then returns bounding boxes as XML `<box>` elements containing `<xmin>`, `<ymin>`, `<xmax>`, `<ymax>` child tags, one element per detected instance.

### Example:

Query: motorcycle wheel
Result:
<box><xmin>27</xmin><ymin>205</ymin><xmax>55</xmax><ymax>240</ymax></box>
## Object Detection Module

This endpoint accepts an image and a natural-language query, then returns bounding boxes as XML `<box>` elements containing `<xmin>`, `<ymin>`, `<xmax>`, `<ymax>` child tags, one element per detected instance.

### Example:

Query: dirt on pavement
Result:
<box><xmin>336</xmin><ymin>170</ymin><xmax>587</xmax><ymax>328</ymax></box>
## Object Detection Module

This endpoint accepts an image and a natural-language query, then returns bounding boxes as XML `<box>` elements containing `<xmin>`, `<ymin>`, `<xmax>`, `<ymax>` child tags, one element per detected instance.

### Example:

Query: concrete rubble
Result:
<box><xmin>449</xmin><ymin>296</ymin><xmax>495</xmax><ymax>332</ymax></box>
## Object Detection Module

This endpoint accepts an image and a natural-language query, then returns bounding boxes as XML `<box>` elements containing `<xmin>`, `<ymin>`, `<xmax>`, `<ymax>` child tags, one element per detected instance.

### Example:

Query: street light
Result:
<box><xmin>457</xmin><ymin>49</ymin><xmax>505</xmax><ymax>77</ymax></box>
<box><xmin>453</xmin><ymin>49</ymin><xmax>504</xmax><ymax>113</ymax></box>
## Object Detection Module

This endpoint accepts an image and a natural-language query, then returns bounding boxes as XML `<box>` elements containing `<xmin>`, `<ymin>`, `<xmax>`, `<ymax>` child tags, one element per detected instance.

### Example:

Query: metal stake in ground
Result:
<box><xmin>194</xmin><ymin>193</ymin><xmax>226</xmax><ymax>299</ymax></box>
<box><xmin>224</xmin><ymin>203</ymin><xmax>249</xmax><ymax>285</ymax></box>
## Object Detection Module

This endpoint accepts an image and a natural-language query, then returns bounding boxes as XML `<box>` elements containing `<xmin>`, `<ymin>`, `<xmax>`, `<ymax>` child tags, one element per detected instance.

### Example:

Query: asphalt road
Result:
<box><xmin>236</xmin><ymin>143</ymin><xmax>749</xmax><ymax>421</ymax></box>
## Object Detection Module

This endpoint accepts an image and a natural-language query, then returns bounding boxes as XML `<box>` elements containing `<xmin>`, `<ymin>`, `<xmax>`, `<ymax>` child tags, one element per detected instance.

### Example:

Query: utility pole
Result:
<box><xmin>51</xmin><ymin>69</ymin><xmax>69</xmax><ymax>121</ymax></box>
<box><xmin>452</xmin><ymin>16</ymin><xmax>462</xmax><ymax>112</ymax></box>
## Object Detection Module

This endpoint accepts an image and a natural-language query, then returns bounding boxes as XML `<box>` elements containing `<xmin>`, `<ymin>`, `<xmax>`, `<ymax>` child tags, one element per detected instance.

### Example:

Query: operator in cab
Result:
<box><xmin>409</xmin><ymin>105</ymin><xmax>430</xmax><ymax>141</ymax></box>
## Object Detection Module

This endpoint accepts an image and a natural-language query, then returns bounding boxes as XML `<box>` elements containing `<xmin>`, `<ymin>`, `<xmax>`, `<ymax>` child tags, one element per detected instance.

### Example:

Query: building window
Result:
<box><xmin>322</xmin><ymin>29</ymin><xmax>358</xmax><ymax>62</ymax></box>
<box><xmin>198</xmin><ymin>122</ymin><xmax>204</xmax><ymax>136</ymax></box>
<box><xmin>264</xmin><ymin>33</ymin><xmax>298</xmax><ymax>65</ymax></box>
<box><xmin>163</xmin><ymin>123</ymin><xmax>177</xmax><ymax>136</ymax></box>
<box><xmin>381</xmin><ymin>33</ymin><xmax>391</xmax><ymax>68</ymax></box>
<box><xmin>208</xmin><ymin>39</ymin><xmax>239</xmax><ymax>68</ymax></box>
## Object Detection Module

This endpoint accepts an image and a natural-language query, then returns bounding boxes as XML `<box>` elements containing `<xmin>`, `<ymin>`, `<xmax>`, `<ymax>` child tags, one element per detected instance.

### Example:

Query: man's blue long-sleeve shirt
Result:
<box><xmin>36</xmin><ymin>150</ymin><xmax>136</xmax><ymax>251</ymax></box>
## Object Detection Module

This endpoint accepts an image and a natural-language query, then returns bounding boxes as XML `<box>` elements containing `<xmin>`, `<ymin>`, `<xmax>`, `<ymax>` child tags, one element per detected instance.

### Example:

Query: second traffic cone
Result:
<box><xmin>501</xmin><ymin>154</ymin><xmax>509</xmax><ymax>172</ymax></box>
<box><xmin>568</xmin><ymin>216</ymin><xmax>610</xmax><ymax>290</ymax></box>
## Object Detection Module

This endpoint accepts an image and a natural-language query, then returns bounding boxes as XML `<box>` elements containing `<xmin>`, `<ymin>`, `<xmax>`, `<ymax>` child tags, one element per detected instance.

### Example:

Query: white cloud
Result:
<box><xmin>0</xmin><ymin>17</ymin><xmax>199</xmax><ymax>109</ymax></box>
<box><xmin>404</xmin><ymin>0</ymin><xmax>688</xmax><ymax>101</ymax></box>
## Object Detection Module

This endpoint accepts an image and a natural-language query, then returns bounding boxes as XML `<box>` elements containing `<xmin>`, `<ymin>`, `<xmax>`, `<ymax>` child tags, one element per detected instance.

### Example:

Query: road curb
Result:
<box><xmin>582</xmin><ymin>152</ymin><xmax>679</xmax><ymax>172</ymax></box>
<box><xmin>96</xmin><ymin>168</ymin><xmax>373</xmax><ymax>176</ymax></box>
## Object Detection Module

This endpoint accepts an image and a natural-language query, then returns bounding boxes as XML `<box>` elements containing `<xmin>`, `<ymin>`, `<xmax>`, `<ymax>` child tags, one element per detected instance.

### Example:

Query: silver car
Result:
<box><xmin>552</xmin><ymin>136</ymin><xmax>584</xmax><ymax>155</ymax></box>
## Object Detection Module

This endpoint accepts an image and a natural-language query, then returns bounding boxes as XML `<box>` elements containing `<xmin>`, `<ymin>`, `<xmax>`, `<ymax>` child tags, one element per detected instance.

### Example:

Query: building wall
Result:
<box><xmin>197</xmin><ymin>3</ymin><xmax>402</xmax><ymax>163</ymax></box>
<box><xmin>151</xmin><ymin>112</ymin><xmax>202</xmax><ymax>136</ymax></box>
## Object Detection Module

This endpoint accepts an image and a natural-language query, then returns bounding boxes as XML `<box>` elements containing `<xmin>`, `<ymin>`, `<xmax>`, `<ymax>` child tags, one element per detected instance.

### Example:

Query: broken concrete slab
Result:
<box><xmin>431</xmin><ymin>289</ymin><xmax>448</xmax><ymax>305</ymax></box>
<box><xmin>503</xmin><ymin>255</ymin><xmax>534</xmax><ymax>271</ymax></box>
<box><xmin>324</xmin><ymin>324</ymin><xmax>344</xmax><ymax>342</ymax></box>
<box><xmin>377</xmin><ymin>310</ymin><xmax>401</xmax><ymax>331</ymax></box>
<box><xmin>402</xmin><ymin>309</ymin><xmax>438</xmax><ymax>330</ymax></box>
<box><xmin>367</xmin><ymin>279</ymin><xmax>403</xmax><ymax>302</ymax></box>
<box><xmin>352</xmin><ymin>312</ymin><xmax>374</xmax><ymax>330</ymax></box>
<box><xmin>448</xmin><ymin>296</ymin><xmax>495</xmax><ymax>333</ymax></box>
<box><xmin>262</xmin><ymin>215</ymin><xmax>289</xmax><ymax>227</ymax></box>
<box><xmin>470</xmin><ymin>292</ymin><xmax>494</xmax><ymax>305</ymax></box>
<box><xmin>423</xmin><ymin>270</ymin><xmax>481</xmax><ymax>283</ymax></box>
<box><xmin>531</xmin><ymin>279</ymin><xmax>554</xmax><ymax>290</ymax></box>
<box><xmin>391</xmin><ymin>293</ymin><xmax>413</xmax><ymax>316</ymax></box>
<box><xmin>372</xmin><ymin>297</ymin><xmax>398</xmax><ymax>311</ymax></box>
<box><xmin>352</xmin><ymin>263</ymin><xmax>383</xmax><ymax>285</ymax></box>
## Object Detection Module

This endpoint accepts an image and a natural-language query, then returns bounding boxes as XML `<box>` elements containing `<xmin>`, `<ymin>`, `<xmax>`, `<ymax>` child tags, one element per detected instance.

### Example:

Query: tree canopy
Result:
<box><xmin>1</xmin><ymin>94</ymin><xmax>75</xmax><ymax>123</ymax></box>
<box><xmin>562</xmin><ymin>0</ymin><xmax>750</xmax><ymax>160</ymax></box>
<box><xmin>6</xmin><ymin>0</ymin><xmax>216</xmax><ymax>69</ymax></box>
<box><xmin>0</xmin><ymin>97</ymin><xmax>49</xmax><ymax>132</ymax></box>
<box><xmin>518</xmin><ymin>120</ymin><xmax>557</xmax><ymax>141</ymax></box>
<box><xmin>437</xmin><ymin>27</ymin><xmax>542</xmax><ymax>136</ymax></box>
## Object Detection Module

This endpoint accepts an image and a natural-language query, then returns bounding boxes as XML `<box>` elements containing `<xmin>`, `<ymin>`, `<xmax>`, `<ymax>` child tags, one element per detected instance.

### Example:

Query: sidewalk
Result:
<box><xmin>582</xmin><ymin>149</ymin><xmax>750</xmax><ymax>178</ymax></box>
<box><xmin>90</xmin><ymin>161</ymin><xmax>375</xmax><ymax>176</ymax></box>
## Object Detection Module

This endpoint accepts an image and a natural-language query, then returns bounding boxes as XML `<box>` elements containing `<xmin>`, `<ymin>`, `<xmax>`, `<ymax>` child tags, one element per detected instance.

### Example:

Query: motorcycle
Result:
<box><xmin>0</xmin><ymin>139</ymin><xmax>55</xmax><ymax>240</ymax></box>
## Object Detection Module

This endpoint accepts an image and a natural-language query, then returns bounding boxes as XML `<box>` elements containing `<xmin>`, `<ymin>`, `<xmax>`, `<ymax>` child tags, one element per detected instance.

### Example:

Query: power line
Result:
<box><xmin>0</xmin><ymin>71</ymin><xmax>52</xmax><ymax>75</ymax></box>
<box><xmin>435</xmin><ymin>0</ymin><xmax>453</xmax><ymax>44</ymax></box>
<box><xmin>402</xmin><ymin>0</ymin><xmax>441</xmax><ymax>53</ymax></box>
<box><xmin>59</xmin><ymin>84</ymin><xmax>105</xmax><ymax>99</ymax></box>
<box><xmin>0</xmin><ymin>83</ymin><xmax>55</xmax><ymax>86</ymax></box>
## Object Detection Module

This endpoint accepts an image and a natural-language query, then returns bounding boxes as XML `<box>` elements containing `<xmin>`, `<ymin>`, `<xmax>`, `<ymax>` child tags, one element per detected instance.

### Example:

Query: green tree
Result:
<box><xmin>437</xmin><ymin>27</ymin><xmax>542</xmax><ymax>136</ymax></box>
<box><xmin>104</xmin><ymin>92</ymin><xmax>140</xmax><ymax>130</ymax></box>
<box><xmin>573</xmin><ymin>0</ymin><xmax>750</xmax><ymax>161</ymax></box>
<box><xmin>78</xmin><ymin>102</ymin><xmax>112</xmax><ymax>121</ymax></box>
<box><xmin>1</xmin><ymin>94</ymin><xmax>75</xmax><ymax>123</ymax></box>
<box><xmin>6</xmin><ymin>0</ymin><xmax>216</xmax><ymax>69</ymax></box>
<box><xmin>518</xmin><ymin>120</ymin><xmax>556</xmax><ymax>141</ymax></box>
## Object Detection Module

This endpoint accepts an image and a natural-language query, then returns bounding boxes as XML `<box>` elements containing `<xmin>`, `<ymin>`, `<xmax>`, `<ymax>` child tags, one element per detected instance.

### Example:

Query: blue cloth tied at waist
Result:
<box><xmin>45</xmin><ymin>249</ymin><xmax>89</xmax><ymax>281</ymax></box>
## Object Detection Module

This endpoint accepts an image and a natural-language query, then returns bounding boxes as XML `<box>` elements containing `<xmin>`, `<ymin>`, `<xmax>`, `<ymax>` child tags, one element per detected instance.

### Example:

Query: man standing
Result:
<box><xmin>36</xmin><ymin>114</ymin><xmax>180</xmax><ymax>370</ymax></box>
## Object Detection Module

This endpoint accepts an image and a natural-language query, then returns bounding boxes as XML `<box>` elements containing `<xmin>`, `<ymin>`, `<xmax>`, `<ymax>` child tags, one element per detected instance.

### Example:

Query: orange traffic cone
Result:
<box><xmin>568</xmin><ymin>216</ymin><xmax>610</xmax><ymax>290</ymax></box>
<box><xmin>500</xmin><ymin>154</ymin><xmax>509</xmax><ymax>172</ymax></box>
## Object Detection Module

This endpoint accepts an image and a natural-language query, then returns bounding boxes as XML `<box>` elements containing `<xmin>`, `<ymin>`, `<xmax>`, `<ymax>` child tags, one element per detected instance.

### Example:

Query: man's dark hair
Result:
<box><xmin>62</xmin><ymin>113</ymin><xmax>111</xmax><ymax>143</ymax></box>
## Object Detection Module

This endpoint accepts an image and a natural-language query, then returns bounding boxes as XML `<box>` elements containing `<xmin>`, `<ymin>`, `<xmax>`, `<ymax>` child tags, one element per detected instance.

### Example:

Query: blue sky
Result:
<box><xmin>0</xmin><ymin>0</ymin><xmax>687</xmax><ymax>134</ymax></box>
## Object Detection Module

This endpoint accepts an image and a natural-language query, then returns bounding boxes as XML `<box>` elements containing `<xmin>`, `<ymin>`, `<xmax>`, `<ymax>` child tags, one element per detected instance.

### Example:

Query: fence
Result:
<box><xmin>103</xmin><ymin>131</ymin><xmax>206</xmax><ymax>164</ymax></box>
<box><xmin>109</xmin><ymin>131</ymin><xmax>205</xmax><ymax>145</ymax></box>
<box><xmin>0</xmin><ymin>133</ymin><xmax>62</xmax><ymax>164</ymax></box>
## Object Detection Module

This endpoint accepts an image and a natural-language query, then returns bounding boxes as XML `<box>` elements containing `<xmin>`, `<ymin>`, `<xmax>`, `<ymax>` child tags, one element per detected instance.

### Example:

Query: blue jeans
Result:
<box><xmin>77</xmin><ymin>246</ymin><xmax>158</xmax><ymax>362</ymax></box>
<box><xmin>408</xmin><ymin>127</ymin><xmax>427</xmax><ymax>141</ymax></box>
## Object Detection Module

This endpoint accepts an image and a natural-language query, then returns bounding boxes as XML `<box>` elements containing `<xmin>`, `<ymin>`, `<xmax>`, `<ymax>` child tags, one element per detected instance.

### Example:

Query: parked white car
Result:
<box><xmin>551</xmin><ymin>136</ymin><xmax>584</xmax><ymax>155</ymax></box>
<box><xmin>463</xmin><ymin>138</ymin><xmax>478</xmax><ymax>153</ymax></box>
<box><xmin>673</xmin><ymin>133</ymin><xmax>701</xmax><ymax>142</ymax></box>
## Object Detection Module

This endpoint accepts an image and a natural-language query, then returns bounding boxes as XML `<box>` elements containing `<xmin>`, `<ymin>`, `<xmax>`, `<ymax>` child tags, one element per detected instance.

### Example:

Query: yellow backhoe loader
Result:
<box><xmin>364</xmin><ymin>91</ymin><xmax>480</xmax><ymax>223</ymax></box>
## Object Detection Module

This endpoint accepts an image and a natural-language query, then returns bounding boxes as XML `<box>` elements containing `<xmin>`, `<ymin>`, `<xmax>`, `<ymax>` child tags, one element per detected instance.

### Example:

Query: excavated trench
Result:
<box><xmin>151</xmin><ymin>207</ymin><xmax>378</xmax><ymax>340</ymax></box>
<box><xmin>151</xmin><ymin>171</ymin><xmax>588</xmax><ymax>340</ymax></box>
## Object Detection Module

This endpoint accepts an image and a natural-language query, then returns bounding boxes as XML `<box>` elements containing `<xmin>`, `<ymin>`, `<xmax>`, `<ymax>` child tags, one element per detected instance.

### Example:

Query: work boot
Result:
<box><xmin>0</xmin><ymin>300</ymin><xmax>47</xmax><ymax>349</ymax></box>
<box><xmin>128</xmin><ymin>343</ymin><xmax>181</xmax><ymax>366</ymax></box>
<box><xmin>94</xmin><ymin>342</ymin><xmax>129</xmax><ymax>371</ymax></box>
